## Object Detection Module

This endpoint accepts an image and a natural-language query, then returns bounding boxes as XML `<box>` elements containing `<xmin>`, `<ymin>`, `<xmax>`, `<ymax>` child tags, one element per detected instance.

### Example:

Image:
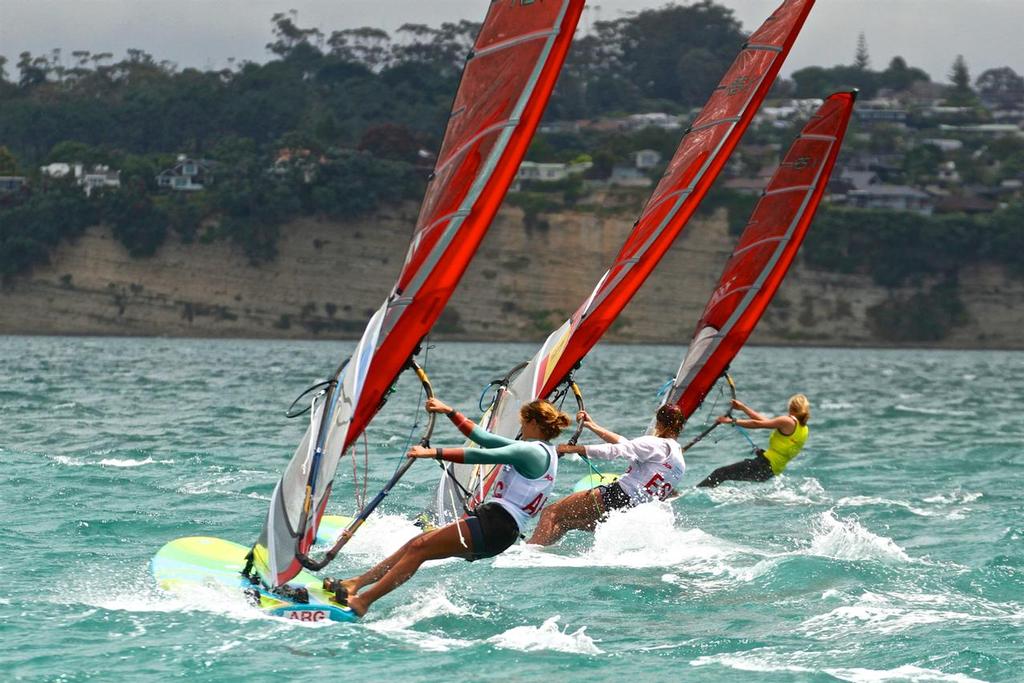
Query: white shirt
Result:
<box><xmin>584</xmin><ymin>435</ymin><xmax>685</xmax><ymax>503</ymax></box>
<box><xmin>490</xmin><ymin>441</ymin><xmax>558</xmax><ymax>530</ymax></box>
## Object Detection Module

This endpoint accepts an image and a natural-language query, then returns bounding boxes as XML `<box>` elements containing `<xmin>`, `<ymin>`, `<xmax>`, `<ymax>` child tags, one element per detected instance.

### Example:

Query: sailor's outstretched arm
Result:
<box><xmin>425</xmin><ymin>397</ymin><xmax>516</xmax><ymax>448</ymax></box>
<box><xmin>576</xmin><ymin>410</ymin><xmax>625</xmax><ymax>444</ymax></box>
<box><xmin>718</xmin><ymin>414</ymin><xmax>794</xmax><ymax>431</ymax></box>
<box><xmin>409</xmin><ymin>442</ymin><xmax>547</xmax><ymax>479</ymax></box>
<box><xmin>575</xmin><ymin>440</ymin><xmax>636</xmax><ymax>462</ymax></box>
<box><xmin>732</xmin><ymin>399</ymin><xmax>768</xmax><ymax>421</ymax></box>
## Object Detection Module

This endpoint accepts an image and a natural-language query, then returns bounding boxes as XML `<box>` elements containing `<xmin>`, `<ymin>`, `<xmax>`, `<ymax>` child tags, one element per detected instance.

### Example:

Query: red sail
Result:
<box><xmin>345</xmin><ymin>0</ymin><xmax>585</xmax><ymax>450</ymax></box>
<box><xmin>530</xmin><ymin>0</ymin><xmax>815</xmax><ymax>403</ymax></box>
<box><xmin>666</xmin><ymin>91</ymin><xmax>857</xmax><ymax>418</ymax></box>
<box><xmin>255</xmin><ymin>0</ymin><xmax>585</xmax><ymax>588</ymax></box>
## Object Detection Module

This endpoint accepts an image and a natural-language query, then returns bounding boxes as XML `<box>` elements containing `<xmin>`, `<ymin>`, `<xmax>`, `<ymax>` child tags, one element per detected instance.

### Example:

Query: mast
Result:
<box><xmin>434</xmin><ymin>0</ymin><xmax>817</xmax><ymax>522</ymax></box>
<box><xmin>664</xmin><ymin>91</ymin><xmax>857</xmax><ymax>419</ymax></box>
<box><xmin>253</xmin><ymin>0</ymin><xmax>587</xmax><ymax>588</ymax></box>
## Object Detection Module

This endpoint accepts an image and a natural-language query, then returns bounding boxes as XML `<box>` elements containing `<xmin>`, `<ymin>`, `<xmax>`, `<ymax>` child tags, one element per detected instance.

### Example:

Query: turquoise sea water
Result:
<box><xmin>1</xmin><ymin>337</ymin><xmax>1022</xmax><ymax>682</ymax></box>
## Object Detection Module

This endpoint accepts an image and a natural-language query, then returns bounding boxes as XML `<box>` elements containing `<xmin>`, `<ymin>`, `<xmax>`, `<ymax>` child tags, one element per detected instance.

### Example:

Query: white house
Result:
<box><xmin>632</xmin><ymin>149</ymin><xmax>662</xmax><ymax>170</ymax></box>
<box><xmin>623</xmin><ymin>112</ymin><xmax>682</xmax><ymax>132</ymax></box>
<box><xmin>846</xmin><ymin>185</ymin><xmax>934</xmax><ymax>214</ymax></box>
<box><xmin>608</xmin><ymin>165</ymin><xmax>650</xmax><ymax>187</ymax></box>
<box><xmin>939</xmin><ymin>123</ymin><xmax>1024</xmax><ymax>138</ymax></box>
<box><xmin>41</xmin><ymin>162</ymin><xmax>121</xmax><ymax>196</ymax></box>
<box><xmin>937</xmin><ymin>161</ymin><xmax>961</xmax><ymax>184</ymax></box>
<box><xmin>512</xmin><ymin>160</ymin><xmax>591</xmax><ymax>190</ymax></box>
<box><xmin>157</xmin><ymin>156</ymin><xmax>215</xmax><ymax>191</ymax></box>
<box><xmin>921</xmin><ymin>138</ymin><xmax>964</xmax><ymax>153</ymax></box>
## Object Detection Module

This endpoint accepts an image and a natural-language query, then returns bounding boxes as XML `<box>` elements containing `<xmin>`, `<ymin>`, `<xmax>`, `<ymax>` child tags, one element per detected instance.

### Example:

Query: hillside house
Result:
<box><xmin>939</xmin><ymin>123</ymin><xmax>1024</xmax><ymax>138</ymax></box>
<box><xmin>855</xmin><ymin>99</ymin><xmax>908</xmax><ymax>126</ymax></box>
<box><xmin>846</xmin><ymin>184</ymin><xmax>934</xmax><ymax>214</ymax></box>
<box><xmin>632</xmin><ymin>149</ymin><xmax>662</xmax><ymax>170</ymax></box>
<box><xmin>41</xmin><ymin>163</ymin><xmax>121</xmax><ymax>196</ymax></box>
<box><xmin>157</xmin><ymin>156</ymin><xmax>215</xmax><ymax>191</ymax></box>
<box><xmin>937</xmin><ymin>161</ymin><xmax>961</xmax><ymax>184</ymax></box>
<box><xmin>921</xmin><ymin>138</ymin><xmax>964</xmax><ymax>153</ymax></box>
<box><xmin>622</xmin><ymin>112</ymin><xmax>682</xmax><ymax>132</ymax></box>
<box><xmin>0</xmin><ymin>176</ymin><xmax>27</xmax><ymax>194</ymax></box>
<box><xmin>512</xmin><ymin>160</ymin><xmax>592</xmax><ymax>190</ymax></box>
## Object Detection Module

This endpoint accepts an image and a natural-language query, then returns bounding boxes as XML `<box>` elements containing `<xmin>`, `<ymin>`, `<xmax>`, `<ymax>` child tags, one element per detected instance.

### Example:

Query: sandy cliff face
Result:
<box><xmin>2</xmin><ymin>204</ymin><xmax>1022</xmax><ymax>348</ymax></box>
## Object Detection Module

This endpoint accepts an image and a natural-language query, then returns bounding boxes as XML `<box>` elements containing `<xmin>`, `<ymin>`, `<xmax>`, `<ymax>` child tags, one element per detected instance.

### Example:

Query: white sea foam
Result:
<box><xmin>99</xmin><ymin>457</ymin><xmax>174</xmax><ymax>468</ymax></box>
<box><xmin>702</xmin><ymin>477</ymin><xmax>828</xmax><ymax>507</ymax></box>
<box><xmin>692</xmin><ymin>650</ymin><xmax>986</xmax><ymax>682</ymax></box>
<box><xmin>326</xmin><ymin>514</ymin><xmax>422</xmax><ymax>563</ymax></box>
<box><xmin>826</xmin><ymin>665</ymin><xmax>987</xmax><ymax>682</ymax></box>
<box><xmin>821</xmin><ymin>401</ymin><xmax>856</xmax><ymax>410</ymax></box>
<box><xmin>50</xmin><ymin>455</ymin><xmax>86</xmax><ymax>467</ymax></box>
<box><xmin>799</xmin><ymin>589</ymin><xmax>1024</xmax><ymax>641</ymax></box>
<box><xmin>893</xmin><ymin>404</ymin><xmax>973</xmax><ymax>418</ymax></box>
<box><xmin>838</xmin><ymin>490</ymin><xmax>981</xmax><ymax>521</ymax></box>
<box><xmin>85</xmin><ymin>579</ymin><xmax>258</xmax><ymax>621</ymax></box>
<box><xmin>366</xmin><ymin>585</ymin><xmax>474</xmax><ymax>652</ymax></box>
<box><xmin>837</xmin><ymin>496</ymin><xmax>935</xmax><ymax>517</ymax></box>
<box><xmin>487</xmin><ymin>615</ymin><xmax>602</xmax><ymax>655</ymax></box>
<box><xmin>496</xmin><ymin>503</ymin><xmax>751</xmax><ymax>576</ymax></box>
<box><xmin>691</xmin><ymin>649</ymin><xmax>816</xmax><ymax>674</ymax></box>
<box><xmin>50</xmin><ymin>454</ymin><xmax>173</xmax><ymax>468</ymax></box>
<box><xmin>206</xmin><ymin>639</ymin><xmax>243</xmax><ymax>655</ymax></box>
<box><xmin>922</xmin><ymin>490</ymin><xmax>982</xmax><ymax>506</ymax></box>
<box><xmin>804</xmin><ymin>510</ymin><xmax>912</xmax><ymax>564</ymax></box>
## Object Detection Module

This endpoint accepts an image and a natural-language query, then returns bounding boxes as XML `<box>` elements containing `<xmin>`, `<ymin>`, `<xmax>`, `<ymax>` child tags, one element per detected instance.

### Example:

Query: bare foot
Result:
<box><xmin>346</xmin><ymin>593</ymin><xmax>369</xmax><ymax>618</ymax></box>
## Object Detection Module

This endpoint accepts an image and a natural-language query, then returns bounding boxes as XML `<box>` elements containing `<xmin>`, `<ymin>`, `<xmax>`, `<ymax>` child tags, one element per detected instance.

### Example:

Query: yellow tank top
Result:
<box><xmin>762</xmin><ymin>420</ymin><xmax>808</xmax><ymax>475</ymax></box>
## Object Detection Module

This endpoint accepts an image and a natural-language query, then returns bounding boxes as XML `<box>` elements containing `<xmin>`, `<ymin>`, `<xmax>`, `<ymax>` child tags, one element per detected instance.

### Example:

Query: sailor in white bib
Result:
<box><xmin>527</xmin><ymin>404</ymin><xmax>686</xmax><ymax>546</ymax></box>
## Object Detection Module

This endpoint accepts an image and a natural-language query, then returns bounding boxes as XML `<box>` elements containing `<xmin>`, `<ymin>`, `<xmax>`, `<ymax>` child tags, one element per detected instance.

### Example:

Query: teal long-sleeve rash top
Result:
<box><xmin>439</xmin><ymin>411</ymin><xmax>550</xmax><ymax>479</ymax></box>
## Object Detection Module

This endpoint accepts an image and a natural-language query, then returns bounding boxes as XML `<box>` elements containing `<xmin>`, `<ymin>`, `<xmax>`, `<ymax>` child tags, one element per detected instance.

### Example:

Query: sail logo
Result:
<box><xmin>725</xmin><ymin>75</ymin><xmax>753</xmax><ymax>96</ymax></box>
<box><xmin>790</xmin><ymin>155</ymin><xmax>815</xmax><ymax>170</ymax></box>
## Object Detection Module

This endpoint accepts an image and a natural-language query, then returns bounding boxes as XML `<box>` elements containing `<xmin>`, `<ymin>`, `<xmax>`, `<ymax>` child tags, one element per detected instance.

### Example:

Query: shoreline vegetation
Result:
<box><xmin>2</xmin><ymin>3</ymin><xmax>1023</xmax><ymax>346</ymax></box>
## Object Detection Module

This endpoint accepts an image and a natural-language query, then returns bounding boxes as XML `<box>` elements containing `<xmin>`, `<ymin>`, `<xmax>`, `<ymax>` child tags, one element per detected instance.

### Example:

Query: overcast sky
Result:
<box><xmin>1</xmin><ymin>1</ymin><xmax>1020</xmax><ymax>83</ymax></box>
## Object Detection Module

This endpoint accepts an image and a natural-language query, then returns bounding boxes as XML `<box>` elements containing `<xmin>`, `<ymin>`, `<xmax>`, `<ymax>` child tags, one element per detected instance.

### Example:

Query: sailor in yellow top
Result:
<box><xmin>696</xmin><ymin>394</ymin><xmax>810</xmax><ymax>488</ymax></box>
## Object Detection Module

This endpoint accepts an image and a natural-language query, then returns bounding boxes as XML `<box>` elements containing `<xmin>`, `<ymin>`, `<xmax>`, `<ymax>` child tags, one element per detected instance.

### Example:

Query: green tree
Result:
<box><xmin>854</xmin><ymin>32</ymin><xmax>870</xmax><ymax>70</ymax></box>
<box><xmin>0</xmin><ymin>146</ymin><xmax>19</xmax><ymax>174</ymax></box>
<box><xmin>947</xmin><ymin>55</ymin><xmax>977</xmax><ymax>105</ymax></box>
<box><xmin>103</xmin><ymin>183</ymin><xmax>168</xmax><ymax>257</ymax></box>
<box><xmin>976</xmin><ymin>66</ymin><xmax>1024</xmax><ymax>110</ymax></box>
<box><xmin>879</xmin><ymin>56</ymin><xmax>930</xmax><ymax>91</ymax></box>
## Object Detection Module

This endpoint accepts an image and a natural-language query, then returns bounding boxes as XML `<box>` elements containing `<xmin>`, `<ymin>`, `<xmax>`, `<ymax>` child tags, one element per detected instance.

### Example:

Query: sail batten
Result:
<box><xmin>255</xmin><ymin>0</ymin><xmax>586</xmax><ymax>587</ymax></box>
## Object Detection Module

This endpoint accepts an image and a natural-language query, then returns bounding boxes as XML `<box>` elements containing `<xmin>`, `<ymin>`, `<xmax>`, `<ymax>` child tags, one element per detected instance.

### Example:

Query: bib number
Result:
<box><xmin>643</xmin><ymin>473</ymin><xmax>673</xmax><ymax>500</ymax></box>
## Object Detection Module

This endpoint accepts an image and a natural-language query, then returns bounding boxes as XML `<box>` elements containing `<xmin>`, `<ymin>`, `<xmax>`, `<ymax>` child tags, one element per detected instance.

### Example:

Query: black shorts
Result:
<box><xmin>596</xmin><ymin>481</ymin><xmax>634</xmax><ymax>514</ymax></box>
<box><xmin>464</xmin><ymin>502</ymin><xmax>520</xmax><ymax>561</ymax></box>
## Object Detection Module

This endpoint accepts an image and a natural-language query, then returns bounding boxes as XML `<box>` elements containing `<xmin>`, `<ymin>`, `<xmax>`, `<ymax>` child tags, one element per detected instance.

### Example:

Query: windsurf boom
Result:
<box><xmin>252</xmin><ymin>0</ymin><xmax>586</xmax><ymax>589</ymax></box>
<box><xmin>433</xmin><ymin>0</ymin><xmax>817</xmax><ymax>524</ymax></box>
<box><xmin>663</xmin><ymin>91</ymin><xmax>857</xmax><ymax>421</ymax></box>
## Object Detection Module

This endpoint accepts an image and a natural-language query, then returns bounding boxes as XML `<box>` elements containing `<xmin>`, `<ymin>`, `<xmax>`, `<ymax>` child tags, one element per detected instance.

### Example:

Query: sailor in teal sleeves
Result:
<box><xmin>325</xmin><ymin>396</ymin><xmax>568</xmax><ymax>617</ymax></box>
